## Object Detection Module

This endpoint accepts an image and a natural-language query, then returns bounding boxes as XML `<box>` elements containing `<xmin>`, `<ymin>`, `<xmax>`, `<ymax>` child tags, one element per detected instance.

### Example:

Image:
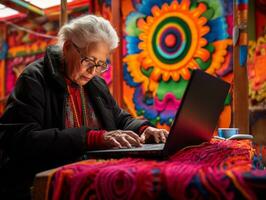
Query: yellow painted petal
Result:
<box><xmin>198</xmin><ymin>17</ymin><xmax>208</xmax><ymax>26</ymax></box>
<box><xmin>142</xmin><ymin>58</ymin><xmax>153</xmax><ymax>68</ymax></box>
<box><xmin>187</xmin><ymin>59</ymin><xmax>199</xmax><ymax>69</ymax></box>
<box><xmin>171</xmin><ymin>0</ymin><xmax>180</xmax><ymax>10</ymax></box>
<box><xmin>139</xmin><ymin>33</ymin><xmax>147</xmax><ymax>41</ymax></box>
<box><xmin>194</xmin><ymin>48</ymin><xmax>210</xmax><ymax>61</ymax></box>
<box><xmin>191</xmin><ymin>3</ymin><xmax>206</xmax><ymax>17</ymax></box>
<box><xmin>124</xmin><ymin>55</ymin><xmax>148</xmax><ymax>85</ymax></box>
<box><xmin>150</xmin><ymin>68</ymin><xmax>162</xmax><ymax>81</ymax></box>
<box><xmin>146</xmin><ymin>16</ymin><xmax>154</xmax><ymax>24</ymax></box>
<box><xmin>172</xmin><ymin>71</ymin><xmax>180</xmax><ymax>81</ymax></box>
<box><xmin>162</xmin><ymin>3</ymin><xmax>169</xmax><ymax>12</ymax></box>
<box><xmin>151</xmin><ymin>6</ymin><xmax>161</xmax><ymax>17</ymax></box>
<box><xmin>180</xmin><ymin>0</ymin><xmax>190</xmax><ymax>10</ymax></box>
<box><xmin>137</xmin><ymin>18</ymin><xmax>148</xmax><ymax>30</ymax></box>
<box><xmin>200</xmin><ymin>26</ymin><xmax>210</xmax><ymax>36</ymax></box>
<box><xmin>162</xmin><ymin>72</ymin><xmax>171</xmax><ymax>81</ymax></box>
<box><xmin>199</xmin><ymin>38</ymin><xmax>208</xmax><ymax>47</ymax></box>
<box><xmin>181</xmin><ymin>68</ymin><xmax>191</xmax><ymax>80</ymax></box>
<box><xmin>138</xmin><ymin>42</ymin><xmax>146</xmax><ymax>50</ymax></box>
<box><xmin>197</xmin><ymin>3</ymin><xmax>207</xmax><ymax>15</ymax></box>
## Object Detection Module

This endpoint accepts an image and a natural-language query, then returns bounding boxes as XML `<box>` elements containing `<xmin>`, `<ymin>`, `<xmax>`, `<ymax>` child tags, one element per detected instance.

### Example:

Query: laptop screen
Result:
<box><xmin>163</xmin><ymin>69</ymin><xmax>230</xmax><ymax>157</ymax></box>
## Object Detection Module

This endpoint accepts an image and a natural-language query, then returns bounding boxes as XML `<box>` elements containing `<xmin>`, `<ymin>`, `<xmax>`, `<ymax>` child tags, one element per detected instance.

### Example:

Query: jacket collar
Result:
<box><xmin>44</xmin><ymin>45</ymin><xmax>66</xmax><ymax>89</ymax></box>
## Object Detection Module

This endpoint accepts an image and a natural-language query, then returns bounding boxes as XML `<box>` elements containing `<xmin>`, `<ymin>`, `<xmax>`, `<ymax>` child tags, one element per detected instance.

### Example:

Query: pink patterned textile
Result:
<box><xmin>48</xmin><ymin>139</ymin><xmax>266</xmax><ymax>200</ymax></box>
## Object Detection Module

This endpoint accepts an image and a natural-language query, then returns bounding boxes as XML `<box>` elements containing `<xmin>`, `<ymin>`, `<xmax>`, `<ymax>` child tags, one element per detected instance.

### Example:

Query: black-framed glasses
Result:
<box><xmin>72</xmin><ymin>42</ymin><xmax>109</xmax><ymax>73</ymax></box>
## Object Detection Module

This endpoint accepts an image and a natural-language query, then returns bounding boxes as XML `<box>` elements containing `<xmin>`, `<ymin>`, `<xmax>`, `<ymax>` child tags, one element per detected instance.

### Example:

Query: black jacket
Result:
<box><xmin>0</xmin><ymin>45</ymin><xmax>149</xmax><ymax>198</ymax></box>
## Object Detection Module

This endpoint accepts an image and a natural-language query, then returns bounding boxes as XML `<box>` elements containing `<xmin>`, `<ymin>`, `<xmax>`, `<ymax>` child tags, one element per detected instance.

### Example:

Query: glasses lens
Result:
<box><xmin>100</xmin><ymin>66</ymin><xmax>108</xmax><ymax>73</ymax></box>
<box><xmin>81</xmin><ymin>59</ymin><xmax>94</xmax><ymax>67</ymax></box>
<box><xmin>80</xmin><ymin>56</ymin><xmax>109</xmax><ymax>73</ymax></box>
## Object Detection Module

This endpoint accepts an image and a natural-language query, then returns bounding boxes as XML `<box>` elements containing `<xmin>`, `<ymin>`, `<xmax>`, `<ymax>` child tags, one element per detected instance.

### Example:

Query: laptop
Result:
<box><xmin>85</xmin><ymin>69</ymin><xmax>230</xmax><ymax>159</ymax></box>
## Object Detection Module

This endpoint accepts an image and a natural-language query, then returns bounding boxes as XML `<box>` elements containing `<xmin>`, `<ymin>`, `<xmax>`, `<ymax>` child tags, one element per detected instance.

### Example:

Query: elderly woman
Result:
<box><xmin>0</xmin><ymin>15</ymin><xmax>168</xmax><ymax>199</ymax></box>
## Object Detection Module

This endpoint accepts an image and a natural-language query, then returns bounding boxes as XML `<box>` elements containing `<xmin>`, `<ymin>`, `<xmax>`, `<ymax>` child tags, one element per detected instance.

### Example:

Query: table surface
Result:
<box><xmin>33</xmin><ymin>139</ymin><xmax>266</xmax><ymax>200</ymax></box>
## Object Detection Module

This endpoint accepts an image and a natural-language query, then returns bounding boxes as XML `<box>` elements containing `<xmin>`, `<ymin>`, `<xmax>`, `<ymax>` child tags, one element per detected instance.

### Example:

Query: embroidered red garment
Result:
<box><xmin>64</xmin><ymin>78</ymin><xmax>104</xmax><ymax>149</ymax></box>
<box><xmin>138</xmin><ymin>125</ymin><xmax>149</xmax><ymax>134</ymax></box>
<box><xmin>64</xmin><ymin>78</ymin><xmax>149</xmax><ymax>149</ymax></box>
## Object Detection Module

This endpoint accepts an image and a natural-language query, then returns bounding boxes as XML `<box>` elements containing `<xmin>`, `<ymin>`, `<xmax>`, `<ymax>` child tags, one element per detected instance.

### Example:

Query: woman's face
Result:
<box><xmin>64</xmin><ymin>41</ymin><xmax>110</xmax><ymax>86</ymax></box>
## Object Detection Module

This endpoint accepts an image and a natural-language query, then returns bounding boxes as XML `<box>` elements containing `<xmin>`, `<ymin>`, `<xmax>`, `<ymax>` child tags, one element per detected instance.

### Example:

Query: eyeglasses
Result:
<box><xmin>72</xmin><ymin>42</ymin><xmax>109</xmax><ymax>73</ymax></box>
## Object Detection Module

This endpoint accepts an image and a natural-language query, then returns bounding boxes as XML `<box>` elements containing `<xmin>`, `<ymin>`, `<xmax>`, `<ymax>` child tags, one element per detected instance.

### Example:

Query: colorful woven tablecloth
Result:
<box><xmin>47</xmin><ymin>139</ymin><xmax>266</xmax><ymax>200</ymax></box>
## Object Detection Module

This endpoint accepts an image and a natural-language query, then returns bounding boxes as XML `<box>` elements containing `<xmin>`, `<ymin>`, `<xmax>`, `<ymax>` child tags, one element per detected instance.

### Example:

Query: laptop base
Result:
<box><xmin>85</xmin><ymin>144</ymin><xmax>165</xmax><ymax>159</ymax></box>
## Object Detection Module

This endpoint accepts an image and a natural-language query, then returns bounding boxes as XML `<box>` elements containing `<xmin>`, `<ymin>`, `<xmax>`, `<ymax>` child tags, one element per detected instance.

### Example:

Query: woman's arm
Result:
<box><xmin>0</xmin><ymin>75</ymin><xmax>87</xmax><ymax>162</ymax></box>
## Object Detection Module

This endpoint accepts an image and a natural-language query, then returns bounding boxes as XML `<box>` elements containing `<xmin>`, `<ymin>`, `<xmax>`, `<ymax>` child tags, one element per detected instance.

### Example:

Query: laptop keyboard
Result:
<box><xmin>86</xmin><ymin>143</ymin><xmax>165</xmax><ymax>154</ymax></box>
<box><xmin>130</xmin><ymin>143</ymin><xmax>165</xmax><ymax>150</ymax></box>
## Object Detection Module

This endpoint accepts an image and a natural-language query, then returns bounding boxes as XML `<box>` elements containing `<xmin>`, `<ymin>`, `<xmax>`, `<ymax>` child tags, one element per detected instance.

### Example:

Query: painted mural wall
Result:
<box><xmin>0</xmin><ymin>25</ymin><xmax>7</xmax><ymax>114</ymax></box>
<box><xmin>88</xmin><ymin>0</ymin><xmax>113</xmax><ymax>87</ymax></box>
<box><xmin>122</xmin><ymin>0</ymin><xmax>233</xmax><ymax>131</ymax></box>
<box><xmin>248</xmin><ymin>0</ymin><xmax>266</xmax><ymax>112</ymax></box>
<box><xmin>5</xmin><ymin>19</ymin><xmax>57</xmax><ymax>94</ymax></box>
<box><xmin>0</xmin><ymin>0</ymin><xmax>235</xmax><ymax>134</ymax></box>
<box><xmin>0</xmin><ymin>18</ymin><xmax>58</xmax><ymax>117</ymax></box>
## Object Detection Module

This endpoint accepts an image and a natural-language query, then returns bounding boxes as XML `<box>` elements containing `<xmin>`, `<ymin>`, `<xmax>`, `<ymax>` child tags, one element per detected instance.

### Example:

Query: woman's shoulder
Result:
<box><xmin>86</xmin><ymin>76</ymin><xmax>111</xmax><ymax>98</ymax></box>
<box><xmin>20</xmin><ymin>58</ymin><xmax>45</xmax><ymax>81</ymax></box>
<box><xmin>91</xmin><ymin>76</ymin><xmax>108</xmax><ymax>89</ymax></box>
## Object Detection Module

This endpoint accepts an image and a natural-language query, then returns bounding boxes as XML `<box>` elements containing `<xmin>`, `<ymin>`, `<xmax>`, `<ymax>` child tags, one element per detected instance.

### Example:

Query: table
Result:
<box><xmin>33</xmin><ymin>139</ymin><xmax>266</xmax><ymax>200</ymax></box>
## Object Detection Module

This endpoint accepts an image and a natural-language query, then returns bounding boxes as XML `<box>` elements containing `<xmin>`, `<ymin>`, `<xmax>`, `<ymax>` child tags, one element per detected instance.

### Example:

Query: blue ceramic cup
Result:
<box><xmin>218</xmin><ymin>128</ymin><xmax>239</xmax><ymax>139</ymax></box>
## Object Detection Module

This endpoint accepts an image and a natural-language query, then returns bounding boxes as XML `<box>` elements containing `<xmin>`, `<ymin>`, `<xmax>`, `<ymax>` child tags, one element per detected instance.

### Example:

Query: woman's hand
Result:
<box><xmin>103</xmin><ymin>130</ymin><xmax>142</xmax><ymax>149</ymax></box>
<box><xmin>140</xmin><ymin>126</ymin><xmax>169</xmax><ymax>144</ymax></box>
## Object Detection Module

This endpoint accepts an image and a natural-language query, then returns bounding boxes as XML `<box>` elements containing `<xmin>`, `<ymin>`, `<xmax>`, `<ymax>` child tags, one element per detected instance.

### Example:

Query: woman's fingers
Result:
<box><xmin>162</xmin><ymin>129</ymin><xmax>169</xmax><ymax>137</ymax></box>
<box><xmin>144</xmin><ymin>129</ymin><xmax>168</xmax><ymax>143</ymax></box>
<box><xmin>153</xmin><ymin>132</ymin><xmax>160</xmax><ymax>143</ymax></box>
<box><xmin>116</xmin><ymin>135</ymin><xmax>132</xmax><ymax>148</ymax></box>
<box><xmin>109</xmin><ymin>137</ymin><xmax>122</xmax><ymax>149</ymax></box>
<box><xmin>105</xmin><ymin>130</ymin><xmax>143</xmax><ymax>148</ymax></box>
<box><xmin>159</xmin><ymin>131</ymin><xmax>166</xmax><ymax>143</ymax></box>
<box><xmin>105</xmin><ymin>129</ymin><xmax>169</xmax><ymax>148</ymax></box>
<box><xmin>122</xmin><ymin>130</ymin><xmax>142</xmax><ymax>144</ymax></box>
<box><xmin>140</xmin><ymin>134</ymin><xmax>146</xmax><ymax>143</ymax></box>
<box><xmin>125</xmin><ymin>135</ymin><xmax>142</xmax><ymax>147</ymax></box>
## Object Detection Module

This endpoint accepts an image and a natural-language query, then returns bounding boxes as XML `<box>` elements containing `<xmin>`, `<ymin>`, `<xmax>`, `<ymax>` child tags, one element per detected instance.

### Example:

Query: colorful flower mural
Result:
<box><xmin>123</xmin><ymin>0</ymin><xmax>233</xmax><ymax>130</ymax></box>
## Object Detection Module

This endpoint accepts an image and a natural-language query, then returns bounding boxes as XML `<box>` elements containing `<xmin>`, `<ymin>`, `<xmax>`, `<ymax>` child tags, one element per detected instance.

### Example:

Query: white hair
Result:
<box><xmin>57</xmin><ymin>15</ymin><xmax>119</xmax><ymax>50</ymax></box>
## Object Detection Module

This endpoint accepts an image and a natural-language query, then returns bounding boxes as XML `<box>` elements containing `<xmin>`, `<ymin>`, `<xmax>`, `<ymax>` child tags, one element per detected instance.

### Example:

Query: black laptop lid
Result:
<box><xmin>163</xmin><ymin>69</ymin><xmax>230</xmax><ymax>157</ymax></box>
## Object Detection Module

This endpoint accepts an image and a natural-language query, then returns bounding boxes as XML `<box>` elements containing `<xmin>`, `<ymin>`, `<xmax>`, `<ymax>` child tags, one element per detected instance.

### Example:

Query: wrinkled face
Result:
<box><xmin>64</xmin><ymin>41</ymin><xmax>110</xmax><ymax>86</ymax></box>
